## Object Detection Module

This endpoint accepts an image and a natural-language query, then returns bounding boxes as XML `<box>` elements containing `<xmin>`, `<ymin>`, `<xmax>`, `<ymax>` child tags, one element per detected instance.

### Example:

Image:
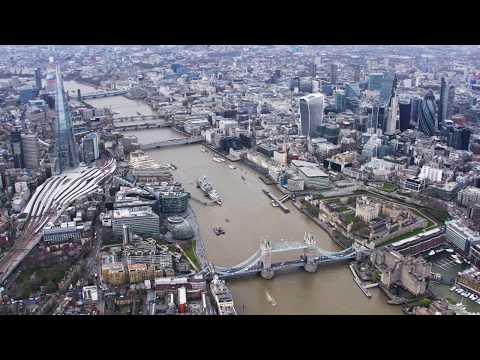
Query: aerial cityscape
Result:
<box><xmin>1</xmin><ymin>45</ymin><xmax>480</xmax><ymax>315</ymax></box>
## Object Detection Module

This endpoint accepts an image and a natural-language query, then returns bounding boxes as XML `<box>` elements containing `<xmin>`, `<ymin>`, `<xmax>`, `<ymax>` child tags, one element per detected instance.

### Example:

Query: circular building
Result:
<box><xmin>167</xmin><ymin>217</ymin><xmax>194</xmax><ymax>240</ymax></box>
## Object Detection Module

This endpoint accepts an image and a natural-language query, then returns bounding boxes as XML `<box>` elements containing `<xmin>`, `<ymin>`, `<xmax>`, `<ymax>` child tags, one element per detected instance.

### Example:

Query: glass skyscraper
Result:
<box><xmin>298</xmin><ymin>93</ymin><xmax>324</xmax><ymax>138</ymax></box>
<box><xmin>418</xmin><ymin>90</ymin><xmax>437</xmax><ymax>136</ymax></box>
<box><xmin>55</xmin><ymin>65</ymin><xmax>79</xmax><ymax>173</ymax></box>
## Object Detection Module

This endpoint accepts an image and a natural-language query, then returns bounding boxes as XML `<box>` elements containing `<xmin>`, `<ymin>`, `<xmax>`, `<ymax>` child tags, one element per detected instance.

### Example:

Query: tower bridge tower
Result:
<box><xmin>260</xmin><ymin>238</ymin><xmax>274</xmax><ymax>280</ymax></box>
<box><xmin>304</xmin><ymin>232</ymin><xmax>318</xmax><ymax>273</ymax></box>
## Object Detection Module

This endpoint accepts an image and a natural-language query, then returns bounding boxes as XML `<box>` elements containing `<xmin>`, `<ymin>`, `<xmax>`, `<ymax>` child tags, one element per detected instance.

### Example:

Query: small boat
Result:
<box><xmin>212</xmin><ymin>157</ymin><xmax>225</xmax><ymax>163</ymax></box>
<box><xmin>271</xmin><ymin>200</ymin><xmax>279</xmax><ymax>207</ymax></box>
<box><xmin>462</xmin><ymin>291</ymin><xmax>471</xmax><ymax>298</ymax></box>
<box><xmin>213</xmin><ymin>227</ymin><xmax>225</xmax><ymax>236</ymax></box>
<box><xmin>265</xmin><ymin>291</ymin><xmax>277</xmax><ymax>306</ymax></box>
<box><xmin>450</xmin><ymin>286</ymin><xmax>457</xmax><ymax>292</ymax></box>
<box><xmin>469</xmin><ymin>294</ymin><xmax>479</xmax><ymax>301</ymax></box>
<box><xmin>455</xmin><ymin>259</ymin><xmax>462</xmax><ymax>265</ymax></box>
<box><xmin>228</xmin><ymin>165</ymin><xmax>236</xmax><ymax>170</ymax></box>
<box><xmin>476</xmin><ymin>299</ymin><xmax>480</xmax><ymax>305</ymax></box>
<box><xmin>456</xmin><ymin>288</ymin><xmax>464</xmax><ymax>294</ymax></box>
<box><xmin>446</xmin><ymin>248</ymin><xmax>454</xmax><ymax>253</ymax></box>
<box><xmin>428</xmin><ymin>250</ymin><xmax>435</xmax><ymax>256</ymax></box>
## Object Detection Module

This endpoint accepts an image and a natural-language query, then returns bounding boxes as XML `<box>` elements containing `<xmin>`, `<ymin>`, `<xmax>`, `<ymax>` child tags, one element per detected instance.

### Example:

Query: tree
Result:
<box><xmin>418</xmin><ymin>298</ymin><xmax>432</xmax><ymax>307</ymax></box>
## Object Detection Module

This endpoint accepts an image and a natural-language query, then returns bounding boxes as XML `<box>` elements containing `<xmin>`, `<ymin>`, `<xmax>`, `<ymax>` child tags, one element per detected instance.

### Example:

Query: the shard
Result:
<box><xmin>54</xmin><ymin>65</ymin><xmax>79</xmax><ymax>173</ymax></box>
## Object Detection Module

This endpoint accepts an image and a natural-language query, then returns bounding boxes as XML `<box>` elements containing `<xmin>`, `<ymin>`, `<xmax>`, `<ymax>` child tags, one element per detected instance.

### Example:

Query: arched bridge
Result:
<box><xmin>201</xmin><ymin>233</ymin><xmax>357</xmax><ymax>280</ymax></box>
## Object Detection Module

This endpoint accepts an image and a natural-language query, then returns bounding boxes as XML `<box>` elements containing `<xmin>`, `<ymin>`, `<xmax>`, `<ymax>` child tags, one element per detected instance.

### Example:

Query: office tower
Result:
<box><xmin>380</xmin><ymin>73</ymin><xmax>395</xmax><ymax>104</ymax></box>
<box><xmin>21</xmin><ymin>134</ymin><xmax>40</xmax><ymax>169</ymax></box>
<box><xmin>55</xmin><ymin>65</ymin><xmax>79</xmax><ymax>174</ymax></box>
<box><xmin>438</xmin><ymin>77</ymin><xmax>448</xmax><ymax>128</ymax></box>
<box><xmin>335</xmin><ymin>90</ymin><xmax>346</xmax><ymax>113</ymax></box>
<box><xmin>10</xmin><ymin>131</ymin><xmax>24</xmax><ymax>168</ymax></box>
<box><xmin>299</xmin><ymin>78</ymin><xmax>313</xmax><ymax>93</ymax></box>
<box><xmin>82</xmin><ymin>132</ymin><xmax>100</xmax><ymax>164</ymax></box>
<box><xmin>398</xmin><ymin>97</ymin><xmax>412</xmax><ymax>131</ymax></box>
<box><xmin>447</xmin><ymin>84</ymin><xmax>455</xmax><ymax>118</ymax></box>
<box><xmin>345</xmin><ymin>83</ymin><xmax>360</xmax><ymax>99</ymax></box>
<box><xmin>298</xmin><ymin>93</ymin><xmax>324</xmax><ymax>138</ymax></box>
<box><xmin>368</xmin><ymin>103</ymin><xmax>381</xmax><ymax>130</ymax></box>
<box><xmin>448</xmin><ymin>127</ymin><xmax>471</xmax><ymax>150</ymax></box>
<box><xmin>368</xmin><ymin>73</ymin><xmax>384</xmax><ymax>91</ymax></box>
<box><xmin>410</xmin><ymin>96</ymin><xmax>422</xmax><ymax>127</ymax></box>
<box><xmin>330</xmin><ymin>63</ymin><xmax>338</xmax><ymax>84</ymax></box>
<box><xmin>353</xmin><ymin>65</ymin><xmax>361</xmax><ymax>82</ymax></box>
<box><xmin>34</xmin><ymin>67</ymin><xmax>42</xmax><ymax>90</ymax></box>
<box><xmin>418</xmin><ymin>90</ymin><xmax>437</xmax><ymax>136</ymax></box>
<box><xmin>385</xmin><ymin>95</ymin><xmax>398</xmax><ymax>135</ymax></box>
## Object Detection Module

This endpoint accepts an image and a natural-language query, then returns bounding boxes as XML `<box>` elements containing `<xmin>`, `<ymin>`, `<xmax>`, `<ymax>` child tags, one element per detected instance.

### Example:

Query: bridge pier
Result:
<box><xmin>261</xmin><ymin>268</ymin><xmax>275</xmax><ymax>280</ymax></box>
<box><xmin>303</xmin><ymin>232</ymin><xmax>318</xmax><ymax>273</ymax></box>
<box><xmin>260</xmin><ymin>239</ymin><xmax>274</xmax><ymax>280</ymax></box>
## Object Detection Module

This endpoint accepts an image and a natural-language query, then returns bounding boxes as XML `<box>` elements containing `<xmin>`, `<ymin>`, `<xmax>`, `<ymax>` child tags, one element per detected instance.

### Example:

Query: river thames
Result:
<box><xmin>65</xmin><ymin>80</ymin><xmax>401</xmax><ymax>314</ymax></box>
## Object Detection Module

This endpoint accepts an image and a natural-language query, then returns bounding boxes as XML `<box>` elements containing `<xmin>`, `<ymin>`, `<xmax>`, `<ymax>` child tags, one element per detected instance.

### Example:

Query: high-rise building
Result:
<box><xmin>335</xmin><ymin>90</ymin><xmax>346</xmax><ymax>113</ymax></box>
<box><xmin>34</xmin><ymin>67</ymin><xmax>42</xmax><ymax>90</ymax></box>
<box><xmin>353</xmin><ymin>65</ymin><xmax>361</xmax><ymax>82</ymax></box>
<box><xmin>21</xmin><ymin>134</ymin><xmax>40</xmax><ymax>169</ymax></box>
<box><xmin>385</xmin><ymin>95</ymin><xmax>398</xmax><ymax>135</ymax></box>
<box><xmin>380</xmin><ymin>73</ymin><xmax>395</xmax><ymax>103</ymax></box>
<box><xmin>410</xmin><ymin>96</ymin><xmax>422</xmax><ymax>127</ymax></box>
<box><xmin>398</xmin><ymin>97</ymin><xmax>412</xmax><ymax>131</ymax></box>
<box><xmin>298</xmin><ymin>93</ymin><xmax>324</xmax><ymax>138</ymax></box>
<box><xmin>81</xmin><ymin>132</ymin><xmax>100</xmax><ymax>164</ymax></box>
<box><xmin>330</xmin><ymin>63</ymin><xmax>338</xmax><ymax>84</ymax></box>
<box><xmin>438</xmin><ymin>77</ymin><xmax>448</xmax><ymax>128</ymax></box>
<box><xmin>418</xmin><ymin>90</ymin><xmax>437</xmax><ymax>136</ymax></box>
<box><xmin>447</xmin><ymin>126</ymin><xmax>471</xmax><ymax>150</ymax></box>
<box><xmin>54</xmin><ymin>65</ymin><xmax>79</xmax><ymax>174</ymax></box>
<box><xmin>368</xmin><ymin>73</ymin><xmax>384</xmax><ymax>91</ymax></box>
<box><xmin>10</xmin><ymin>131</ymin><xmax>23</xmax><ymax>168</ymax></box>
<box><xmin>447</xmin><ymin>84</ymin><xmax>455</xmax><ymax>118</ymax></box>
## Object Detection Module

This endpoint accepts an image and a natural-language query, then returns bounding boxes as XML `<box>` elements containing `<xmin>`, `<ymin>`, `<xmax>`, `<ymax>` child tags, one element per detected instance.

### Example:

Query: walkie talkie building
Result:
<box><xmin>54</xmin><ymin>65</ymin><xmax>79</xmax><ymax>173</ymax></box>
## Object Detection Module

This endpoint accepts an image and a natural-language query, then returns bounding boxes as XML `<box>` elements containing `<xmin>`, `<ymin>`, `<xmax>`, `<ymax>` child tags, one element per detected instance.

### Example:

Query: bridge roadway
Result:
<box><xmin>140</xmin><ymin>135</ymin><xmax>204</xmax><ymax>150</ymax></box>
<box><xmin>207</xmin><ymin>239</ymin><xmax>357</xmax><ymax>280</ymax></box>
<box><xmin>81</xmin><ymin>90</ymin><xmax>127</xmax><ymax>100</ymax></box>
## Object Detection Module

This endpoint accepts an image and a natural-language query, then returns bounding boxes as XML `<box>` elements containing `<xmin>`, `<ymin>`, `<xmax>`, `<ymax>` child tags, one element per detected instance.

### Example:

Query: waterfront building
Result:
<box><xmin>298</xmin><ymin>93</ymin><xmax>324</xmax><ymax>138</ymax></box>
<box><xmin>370</xmin><ymin>249</ymin><xmax>431</xmax><ymax>296</ymax></box>
<box><xmin>112</xmin><ymin>206</ymin><xmax>160</xmax><ymax>239</ymax></box>
<box><xmin>445</xmin><ymin>220</ymin><xmax>480</xmax><ymax>256</ymax></box>
<box><xmin>54</xmin><ymin>65</ymin><xmax>79</xmax><ymax>174</ymax></box>
<box><xmin>158</xmin><ymin>191</ymin><xmax>189</xmax><ymax>213</ymax></box>
<box><xmin>418</xmin><ymin>90</ymin><xmax>437</xmax><ymax>136</ymax></box>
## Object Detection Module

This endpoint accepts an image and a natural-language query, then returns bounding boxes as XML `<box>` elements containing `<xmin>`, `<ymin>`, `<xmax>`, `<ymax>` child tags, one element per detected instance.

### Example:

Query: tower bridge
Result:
<box><xmin>204</xmin><ymin>233</ymin><xmax>358</xmax><ymax>280</ymax></box>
